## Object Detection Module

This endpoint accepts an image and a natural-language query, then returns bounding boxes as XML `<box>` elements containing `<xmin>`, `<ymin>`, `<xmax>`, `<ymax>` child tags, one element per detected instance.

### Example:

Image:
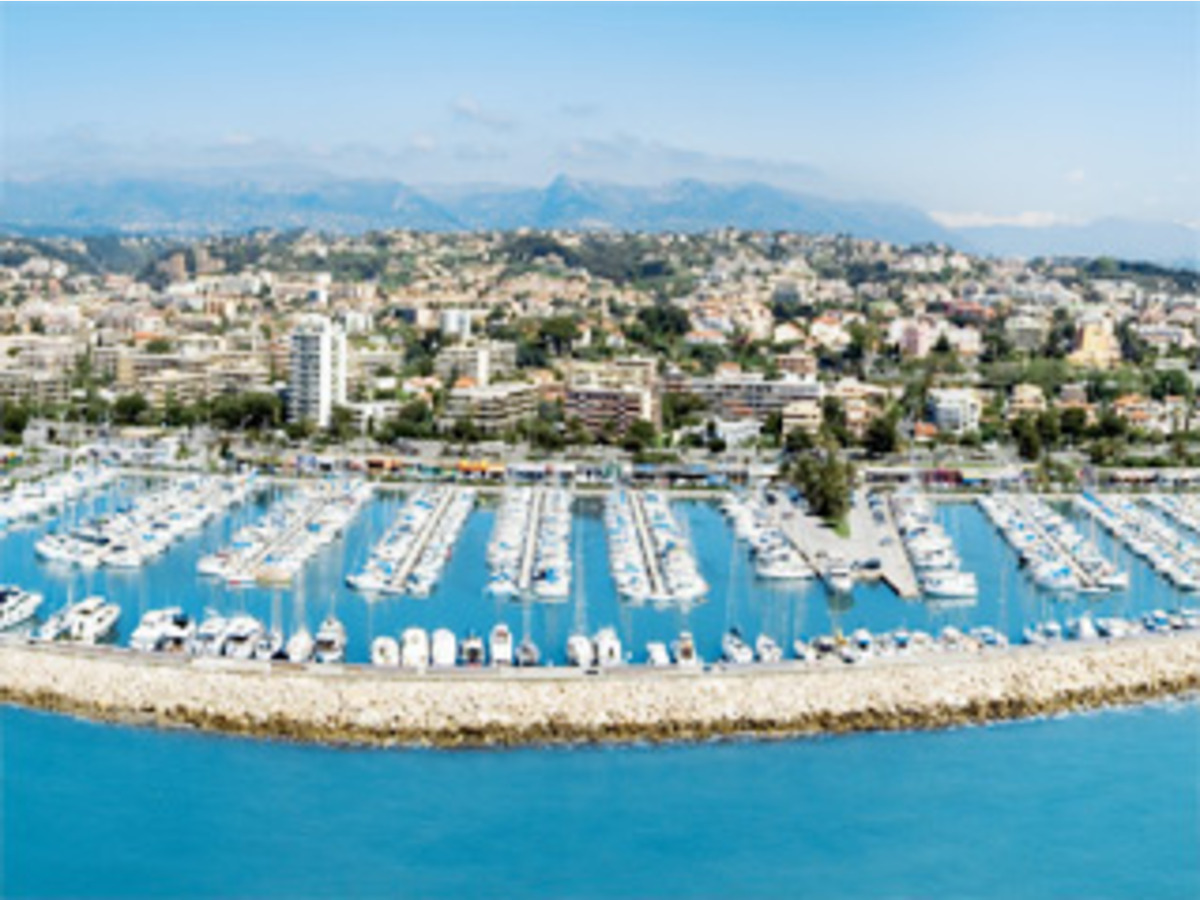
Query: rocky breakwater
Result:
<box><xmin>1</xmin><ymin>636</ymin><xmax>1198</xmax><ymax>747</ymax></box>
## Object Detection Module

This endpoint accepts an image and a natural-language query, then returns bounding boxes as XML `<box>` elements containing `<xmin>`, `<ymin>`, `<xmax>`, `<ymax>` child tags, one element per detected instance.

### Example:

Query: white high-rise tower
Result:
<box><xmin>287</xmin><ymin>315</ymin><xmax>347</xmax><ymax>428</ymax></box>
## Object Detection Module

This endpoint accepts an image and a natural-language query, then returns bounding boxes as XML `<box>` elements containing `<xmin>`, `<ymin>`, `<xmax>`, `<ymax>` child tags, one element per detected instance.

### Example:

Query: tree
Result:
<box><xmin>328</xmin><ymin>405</ymin><xmax>356</xmax><ymax>442</ymax></box>
<box><xmin>863</xmin><ymin>413</ymin><xmax>899</xmax><ymax>457</ymax></box>
<box><xmin>1061</xmin><ymin>407</ymin><xmax>1089</xmax><ymax>443</ymax></box>
<box><xmin>790</xmin><ymin>447</ymin><xmax>854</xmax><ymax>524</ymax></box>
<box><xmin>622</xmin><ymin>419</ymin><xmax>658</xmax><ymax>454</ymax></box>
<box><xmin>1010</xmin><ymin>415</ymin><xmax>1042</xmax><ymax>461</ymax></box>
<box><xmin>821</xmin><ymin>396</ymin><xmax>850</xmax><ymax>446</ymax></box>
<box><xmin>112</xmin><ymin>393</ymin><xmax>149</xmax><ymax>426</ymax></box>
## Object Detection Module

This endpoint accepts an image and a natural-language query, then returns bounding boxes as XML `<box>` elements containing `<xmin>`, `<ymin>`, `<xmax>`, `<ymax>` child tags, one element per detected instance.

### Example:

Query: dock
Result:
<box><xmin>628</xmin><ymin>491</ymin><xmax>668</xmax><ymax>598</ymax></box>
<box><xmin>515</xmin><ymin>488</ymin><xmax>547</xmax><ymax>593</ymax></box>
<box><xmin>388</xmin><ymin>488</ymin><xmax>459</xmax><ymax>588</ymax></box>
<box><xmin>773</xmin><ymin>491</ymin><xmax>920</xmax><ymax>599</ymax></box>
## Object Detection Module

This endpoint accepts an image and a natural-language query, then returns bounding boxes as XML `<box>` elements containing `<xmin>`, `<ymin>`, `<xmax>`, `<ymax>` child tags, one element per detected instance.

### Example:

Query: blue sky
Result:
<box><xmin>2</xmin><ymin>3</ymin><xmax>1197</xmax><ymax>225</ymax></box>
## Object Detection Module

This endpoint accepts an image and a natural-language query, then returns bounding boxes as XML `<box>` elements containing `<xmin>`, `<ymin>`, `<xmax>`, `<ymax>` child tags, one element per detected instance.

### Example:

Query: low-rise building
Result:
<box><xmin>442</xmin><ymin>381</ymin><xmax>539</xmax><ymax>433</ymax></box>
<box><xmin>928</xmin><ymin>388</ymin><xmax>981</xmax><ymax>436</ymax></box>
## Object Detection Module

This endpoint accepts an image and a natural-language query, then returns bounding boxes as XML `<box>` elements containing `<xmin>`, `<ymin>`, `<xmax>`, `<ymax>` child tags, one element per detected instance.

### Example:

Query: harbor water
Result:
<box><xmin>1</xmin><ymin>481</ymin><xmax>1195</xmax><ymax>663</ymax></box>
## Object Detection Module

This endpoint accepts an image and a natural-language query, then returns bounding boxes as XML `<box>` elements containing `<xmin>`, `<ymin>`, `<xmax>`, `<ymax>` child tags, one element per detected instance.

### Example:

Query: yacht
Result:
<box><xmin>593</xmin><ymin>627</ymin><xmax>623</xmax><ymax>667</ymax></box>
<box><xmin>401</xmin><ymin>627</ymin><xmax>430</xmax><ymax>669</ymax></box>
<box><xmin>671</xmin><ymin>631</ymin><xmax>701</xmax><ymax>668</ymax></box>
<box><xmin>460</xmin><ymin>633</ymin><xmax>485</xmax><ymax>667</ymax></box>
<box><xmin>921</xmin><ymin>569</ymin><xmax>979</xmax><ymax>599</ymax></box>
<box><xmin>721</xmin><ymin>628</ymin><xmax>754</xmax><ymax>665</ymax></box>
<box><xmin>285</xmin><ymin>626</ymin><xmax>315</xmax><ymax>663</ymax></box>
<box><xmin>314</xmin><ymin>615</ymin><xmax>347</xmax><ymax>664</ymax></box>
<box><xmin>0</xmin><ymin>588</ymin><xmax>43</xmax><ymax>628</ymax></box>
<box><xmin>371</xmin><ymin>636</ymin><xmax>401</xmax><ymax>667</ymax></box>
<box><xmin>489</xmin><ymin>624</ymin><xmax>514</xmax><ymax>666</ymax></box>
<box><xmin>824</xmin><ymin>560</ymin><xmax>855</xmax><ymax>595</ymax></box>
<box><xmin>430</xmin><ymin>628</ymin><xmax>457</xmax><ymax>668</ymax></box>
<box><xmin>222</xmin><ymin>615</ymin><xmax>264</xmax><ymax>660</ymax></box>
<box><xmin>755</xmin><ymin>634</ymin><xmax>783</xmax><ymax>664</ymax></box>
<box><xmin>645</xmin><ymin>641</ymin><xmax>670</xmax><ymax>666</ymax></box>
<box><xmin>566</xmin><ymin>633</ymin><xmax>595</xmax><ymax>668</ymax></box>
<box><xmin>65</xmin><ymin>596</ymin><xmax>120</xmax><ymax>645</ymax></box>
<box><xmin>252</xmin><ymin>628</ymin><xmax>285</xmax><ymax>661</ymax></box>
<box><xmin>515</xmin><ymin>637</ymin><xmax>541</xmax><ymax>667</ymax></box>
<box><xmin>190</xmin><ymin>614</ymin><xmax>231</xmax><ymax>657</ymax></box>
<box><xmin>129</xmin><ymin>607</ymin><xmax>194</xmax><ymax>653</ymax></box>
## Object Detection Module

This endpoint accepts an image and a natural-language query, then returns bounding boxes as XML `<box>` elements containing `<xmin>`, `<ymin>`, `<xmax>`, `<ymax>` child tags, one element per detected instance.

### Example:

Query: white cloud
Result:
<box><xmin>451</xmin><ymin>97</ymin><xmax>516</xmax><ymax>131</ymax></box>
<box><xmin>1065</xmin><ymin>168</ymin><xmax>1086</xmax><ymax>184</ymax></box>
<box><xmin>408</xmin><ymin>133</ymin><xmax>437</xmax><ymax>154</ymax></box>
<box><xmin>929</xmin><ymin>210</ymin><xmax>1082</xmax><ymax>229</ymax></box>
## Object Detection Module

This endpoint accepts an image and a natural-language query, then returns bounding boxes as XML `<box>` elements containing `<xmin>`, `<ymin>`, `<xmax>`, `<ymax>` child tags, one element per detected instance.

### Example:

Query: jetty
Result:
<box><xmin>1</xmin><ymin>633</ymin><xmax>1196</xmax><ymax>747</ymax></box>
<box><xmin>627</xmin><ymin>490</ymin><xmax>668</xmax><ymax>599</ymax></box>
<box><xmin>516</xmin><ymin>488</ymin><xmax>547</xmax><ymax>593</ymax></box>
<box><xmin>390</xmin><ymin>488</ymin><xmax>458</xmax><ymax>588</ymax></box>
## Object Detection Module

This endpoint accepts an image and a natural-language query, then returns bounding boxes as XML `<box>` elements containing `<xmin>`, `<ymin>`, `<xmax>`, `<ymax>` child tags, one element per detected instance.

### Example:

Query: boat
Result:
<box><xmin>314</xmin><ymin>615</ymin><xmax>347</xmax><ymax>664</ymax></box>
<box><xmin>401</xmin><ymin>627</ymin><xmax>430</xmax><ymax>669</ymax></box>
<box><xmin>222</xmin><ymin>615</ymin><xmax>264</xmax><ymax>659</ymax></box>
<box><xmin>0</xmin><ymin>585</ymin><xmax>44</xmax><ymax>631</ymax></box>
<box><xmin>286</xmin><ymin>626</ymin><xmax>315</xmax><ymax>663</ymax></box>
<box><xmin>253</xmin><ymin>628</ymin><xmax>285</xmax><ymax>661</ymax></box>
<box><xmin>65</xmin><ymin>596</ymin><xmax>121</xmax><ymax>645</ymax></box>
<box><xmin>593</xmin><ymin>627</ymin><xmax>623</xmax><ymax>667</ymax></box>
<box><xmin>371</xmin><ymin>636</ymin><xmax>401</xmax><ymax>667</ymax></box>
<box><xmin>460</xmin><ymin>633</ymin><xmax>485</xmax><ymax>666</ymax></box>
<box><xmin>755</xmin><ymin>633</ymin><xmax>782</xmax><ymax>664</ymax></box>
<box><xmin>645</xmin><ymin>641</ymin><xmax>670</xmax><ymax>666</ymax></box>
<box><xmin>672</xmin><ymin>631</ymin><xmax>701</xmax><ymax>668</ymax></box>
<box><xmin>489</xmin><ymin>623</ymin><xmax>514</xmax><ymax>666</ymax></box>
<box><xmin>566</xmin><ymin>633</ymin><xmax>595</xmax><ymax>667</ymax></box>
<box><xmin>721</xmin><ymin>627</ymin><xmax>754</xmax><ymax>665</ymax></box>
<box><xmin>129</xmin><ymin>607</ymin><xmax>195</xmax><ymax>653</ymax></box>
<box><xmin>824</xmin><ymin>560</ymin><xmax>855</xmax><ymax>595</ymax></box>
<box><xmin>190</xmin><ymin>614</ymin><xmax>230</xmax><ymax>657</ymax></box>
<box><xmin>515</xmin><ymin>637</ymin><xmax>541</xmax><ymax>667</ymax></box>
<box><xmin>430</xmin><ymin>628</ymin><xmax>457</xmax><ymax>668</ymax></box>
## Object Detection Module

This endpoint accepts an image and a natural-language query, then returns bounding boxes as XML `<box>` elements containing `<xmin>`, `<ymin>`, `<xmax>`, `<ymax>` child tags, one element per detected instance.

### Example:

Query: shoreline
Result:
<box><xmin>2</xmin><ymin>635</ymin><xmax>1198</xmax><ymax>748</ymax></box>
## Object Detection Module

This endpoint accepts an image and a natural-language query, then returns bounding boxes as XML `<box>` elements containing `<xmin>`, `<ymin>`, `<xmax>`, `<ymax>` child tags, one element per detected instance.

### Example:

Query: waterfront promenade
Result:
<box><xmin>2</xmin><ymin>634</ymin><xmax>1196</xmax><ymax>747</ymax></box>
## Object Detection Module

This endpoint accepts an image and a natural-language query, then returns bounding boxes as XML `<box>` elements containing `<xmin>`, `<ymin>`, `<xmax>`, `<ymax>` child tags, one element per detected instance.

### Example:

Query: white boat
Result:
<box><xmin>286</xmin><ymin>627</ymin><xmax>315</xmax><ymax>663</ymax></box>
<box><xmin>921</xmin><ymin>569</ymin><xmax>979</xmax><ymax>599</ymax></box>
<box><xmin>314</xmin><ymin>615</ymin><xmax>347</xmax><ymax>664</ymax></box>
<box><xmin>253</xmin><ymin>628</ymin><xmax>285</xmax><ymax>661</ymax></box>
<box><xmin>721</xmin><ymin>628</ymin><xmax>753</xmax><ymax>665</ymax></box>
<box><xmin>65</xmin><ymin>596</ymin><xmax>120</xmax><ymax>645</ymax></box>
<box><xmin>489</xmin><ymin>623</ymin><xmax>514</xmax><ymax>666</ymax></box>
<box><xmin>672</xmin><ymin>631</ymin><xmax>701</xmax><ymax>668</ymax></box>
<box><xmin>129</xmin><ymin>607</ymin><xmax>194</xmax><ymax>653</ymax></box>
<box><xmin>824</xmin><ymin>561</ymin><xmax>855</xmax><ymax>595</ymax></box>
<box><xmin>0</xmin><ymin>585</ymin><xmax>44</xmax><ymax>631</ymax></box>
<box><xmin>515</xmin><ymin>637</ymin><xmax>540</xmax><ymax>667</ymax></box>
<box><xmin>755</xmin><ymin>633</ymin><xmax>782</xmax><ymax>664</ymax></box>
<box><xmin>371</xmin><ymin>636</ymin><xmax>401</xmax><ymax>667</ymax></box>
<box><xmin>566</xmin><ymin>633</ymin><xmax>595</xmax><ymax>667</ymax></box>
<box><xmin>460</xmin><ymin>633</ymin><xmax>485</xmax><ymax>667</ymax></box>
<box><xmin>429</xmin><ymin>628</ymin><xmax>457</xmax><ymax>668</ymax></box>
<box><xmin>645</xmin><ymin>641</ymin><xmax>670</xmax><ymax>666</ymax></box>
<box><xmin>190</xmin><ymin>614</ymin><xmax>230</xmax><ymax>657</ymax></box>
<box><xmin>593</xmin><ymin>627</ymin><xmax>623</xmax><ymax>667</ymax></box>
<box><xmin>401</xmin><ymin>627</ymin><xmax>430</xmax><ymax>669</ymax></box>
<box><xmin>222</xmin><ymin>615</ymin><xmax>264</xmax><ymax>659</ymax></box>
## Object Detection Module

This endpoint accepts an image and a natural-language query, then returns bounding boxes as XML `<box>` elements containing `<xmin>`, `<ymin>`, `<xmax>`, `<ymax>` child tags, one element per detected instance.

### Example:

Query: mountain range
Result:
<box><xmin>1</xmin><ymin>175</ymin><xmax>1195</xmax><ymax>267</ymax></box>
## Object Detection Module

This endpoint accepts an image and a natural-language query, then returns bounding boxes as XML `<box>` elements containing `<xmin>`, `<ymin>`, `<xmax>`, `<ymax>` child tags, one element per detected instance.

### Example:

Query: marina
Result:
<box><xmin>0</xmin><ymin>465</ymin><xmax>116</xmax><ymax>530</ymax></box>
<box><xmin>487</xmin><ymin>487</ymin><xmax>573</xmax><ymax>601</ymax></box>
<box><xmin>606</xmin><ymin>489</ymin><xmax>708</xmax><ymax>606</ymax></box>
<box><xmin>348</xmin><ymin>486</ymin><xmax>476</xmax><ymax>596</ymax></box>
<box><xmin>1075</xmin><ymin>492</ymin><xmax>1200</xmax><ymax>591</ymax></box>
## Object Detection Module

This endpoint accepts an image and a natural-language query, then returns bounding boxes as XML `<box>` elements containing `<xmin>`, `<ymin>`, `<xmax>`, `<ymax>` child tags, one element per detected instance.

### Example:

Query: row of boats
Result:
<box><xmin>486</xmin><ymin>487</ymin><xmax>572</xmax><ymax>601</ymax></box>
<box><xmin>198</xmin><ymin>480</ymin><xmax>373</xmax><ymax>585</ymax></box>
<box><xmin>979</xmin><ymin>494</ymin><xmax>1127</xmax><ymax>593</ymax></box>
<box><xmin>1076</xmin><ymin>493</ymin><xmax>1200</xmax><ymax>591</ymax></box>
<box><xmin>0</xmin><ymin>465</ymin><xmax>116</xmax><ymax>530</ymax></box>
<box><xmin>35</xmin><ymin>474</ymin><xmax>257</xmax><ymax>570</ymax></box>
<box><xmin>606</xmin><ymin>490</ymin><xmax>708</xmax><ymax>605</ymax></box>
<box><xmin>889</xmin><ymin>492</ymin><xmax>978</xmax><ymax>599</ymax></box>
<box><xmin>721</xmin><ymin>492</ymin><xmax>815</xmax><ymax>580</ymax></box>
<box><xmin>347</xmin><ymin>487</ymin><xmax>475</xmax><ymax>596</ymax></box>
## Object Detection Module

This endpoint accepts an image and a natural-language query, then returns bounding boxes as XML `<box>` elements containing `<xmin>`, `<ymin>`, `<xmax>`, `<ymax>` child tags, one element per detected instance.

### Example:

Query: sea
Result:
<box><xmin>1</xmin><ymin>480</ymin><xmax>1197</xmax><ymax>896</ymax></box>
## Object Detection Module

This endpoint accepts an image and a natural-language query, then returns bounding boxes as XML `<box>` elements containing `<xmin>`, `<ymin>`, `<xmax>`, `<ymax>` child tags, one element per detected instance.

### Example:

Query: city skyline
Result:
<box><xmin>3</xmin><ymin>3</ymin><xmax>1197</xmax><ymax>228</ymax></box>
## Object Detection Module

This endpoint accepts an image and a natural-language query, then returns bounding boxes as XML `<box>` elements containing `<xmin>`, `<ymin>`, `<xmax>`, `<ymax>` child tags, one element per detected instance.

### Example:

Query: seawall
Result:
<box><xmin>2</xmin><ymin>635</ymin><xmax>1198</xmax><ymax>748</ymax></box>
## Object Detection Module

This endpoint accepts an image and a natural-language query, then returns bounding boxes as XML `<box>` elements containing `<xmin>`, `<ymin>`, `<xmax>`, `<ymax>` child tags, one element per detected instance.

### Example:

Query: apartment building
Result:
<box><xmin>665</xmin><ymin>369</ymin><xmax>821</xmax><ymax>420</ymax></box>
<box><xmin>288</xmin><ymin>315</ymin><xmax>347</xmax><ymax>428</ymax></box>
<box><xmin>927</xmin><ymin>388</ymin><xmax>982</xmax><ymax>436</ymax></box>
<box><xmin>442</xmin><ymin>381</ymin><xmax>540</xmax><ymax>433</ymax></box>
<box><xmin>433</xmin><ymin>340</ymin><xmax>517</xmax><ymax>387</ymax></box>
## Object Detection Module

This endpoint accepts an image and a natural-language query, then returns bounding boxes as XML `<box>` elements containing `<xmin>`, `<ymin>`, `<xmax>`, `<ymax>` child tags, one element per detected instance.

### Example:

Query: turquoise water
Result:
<box><xmin>2</xmin><ymin>701</ymin><xmax>1196</xmax><ymax>898</ymax></box>
<box><xmin>0</xmin><ymin>484</ymin><xmax>1192</xmax><ymax>662</ymax></box>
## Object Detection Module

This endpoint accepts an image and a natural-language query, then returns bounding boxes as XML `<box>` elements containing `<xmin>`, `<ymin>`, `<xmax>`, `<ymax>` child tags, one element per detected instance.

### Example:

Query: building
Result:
<box><xmin>0</xmin><ymin>368</ymin><xmax>71</xmax><ymax>407</ymax></box>
<box><xmin>564</xmin><ymin>358</ymin><xmax>659</xmax><ymax>434</ymax></box>
<box><xmin>433</xmin><ymin>340</ymin><xmax>517</xmax><ymax>387</ymax></box>
<box><xmin>782</xmin><ymin>395</ymin><xmax>824</xmax><ymax>436</ymax></box>
<box><xmin>1069</xmin><ymin>316</ymin><xmax>1122</xmax><ymax>370</ymax></box>
<box><xmin>1008</xmin><ymin>383</ymin><xmax>1047</xmax><ymax>421</ymax></box>
<box><xmin>927</xmin><ymin>388</ymin><xmax>981</xmax><ymax>436</ymax></box>
<box><xmin>287</xmin><ymin>316</ymin><xmax>347</xmax><ymax>428</ymax></box>
<box><xmin>442</xmin><ymin>381</ymin><xmax>540</xmax><ymax>434</ymax></box>
<box><xmin>667</xmin><ymin>370</ymin><xmax>821</xmax><ymax>420</ymax></box>
<box><xmin>777</xmin><ymin>350</ymin><xmax>818</xmax><ymax>378</ymax></box>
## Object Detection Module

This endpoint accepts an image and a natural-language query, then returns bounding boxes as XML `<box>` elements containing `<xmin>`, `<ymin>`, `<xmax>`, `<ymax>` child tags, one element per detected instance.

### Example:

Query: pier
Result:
<box><xmin>627</xmin><ymin>490</ymin><xmax>668</xmax><ymax>598</ymax></box>
<box><xmin>516</xmin><ymin>488</ymin><xmax>547</xmax><ymax>593</ymax></box>
<box><xmin>390</xmin><ymin>488</ymin><xmax>459</xmax><ymax>588</ymax></box>
<box><xmin>1016</xmin><ymin>500</ymin><xmax>1097</xmax><ymax>590</ymax></box>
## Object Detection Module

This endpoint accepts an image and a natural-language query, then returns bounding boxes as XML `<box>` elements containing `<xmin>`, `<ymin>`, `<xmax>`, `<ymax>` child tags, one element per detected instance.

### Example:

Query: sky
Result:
<box><xmin>1</xmin><ymin>3</ymin><xmax>1197</xmax><ymax>226</ymax></box>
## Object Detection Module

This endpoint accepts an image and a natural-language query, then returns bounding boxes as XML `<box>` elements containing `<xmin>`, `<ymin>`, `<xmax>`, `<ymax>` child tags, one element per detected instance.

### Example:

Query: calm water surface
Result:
<box><xmin>2</xmin><ymin>701</ymin><xmax>1196</xmax><ymax>898</ymax></box>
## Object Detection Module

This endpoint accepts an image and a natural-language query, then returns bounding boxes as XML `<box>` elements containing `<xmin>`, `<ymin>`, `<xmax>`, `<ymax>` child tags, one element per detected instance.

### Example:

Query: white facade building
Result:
<box><xmin>928</xmin><ymin>388</ymin><xmax>981</xmax><ymax>437</ymax></box>
<box><xmin>288</xmin><ymin>315</ymin><xmax>347</xmax><ymax>428</ymax></box>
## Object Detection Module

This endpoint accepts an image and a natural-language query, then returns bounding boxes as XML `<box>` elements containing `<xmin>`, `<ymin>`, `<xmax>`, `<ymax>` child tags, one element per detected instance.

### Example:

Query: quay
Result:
<box><xmin>1018</xmin><ymin>499</ymin><xmax>1097</xmax><ymax>590</ymax></box>
<box><xmin>774</xmin><ymin>492</ymin><xmax>920</xmax><ymax>599</ymax></box>
<box><xmin>390</xmin><ymin>488</ymin><xmax>459</xmax><ymax>588</ymax></box>
<box><xmin>516</xmin><ymin>488</ymin><xmax>547</xmax><ymax>593</ymax></box>
<box><xmin>627</xmin><ymin>490</ymin><xmax>668</xmax><ymax>598</ymax></box>
<box><xmin>1</xmin><ymin>634</ymin><xmax>1196</xmax><ymax>747</ymax></box>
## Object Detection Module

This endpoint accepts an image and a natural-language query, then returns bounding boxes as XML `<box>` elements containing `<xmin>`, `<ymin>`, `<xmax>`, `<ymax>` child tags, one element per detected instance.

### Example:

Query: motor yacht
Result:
<box><xmin>65</xmin><ymin>596</ymin><xmax>120</xmax><ymax>645</ymax></box>
<box><xmin>430</xmin><ymin>628</ymin><xmax>457</xmax><ymax>668</ymax></box>
<box><xmin>515</xmin><ymin>637</ymin><xmax>541</xmax><ymax>667</ymax></box>
<box><xmin>566</xmin><ymin>633</ymin><xmax>595</xmax><ymax>667</ymax></box>
<box><xmin>645</xmin><ymin>641</ymin><xmax>670</xmax><ymax>666</ymax></box>
<box><xmin>489</xmin><ymin>623</ymin><xmax>514</xmax><ymax>666</ymax></box>
<box><xmin>129</xmin><ymin>607</ymin><xmax>195</xmax><ymax>653</ymax></box>
<box><xmin>721</xmin><ymin>628</ymin><xmax>753</xmax><ymax>665</ymax></box>
<box><xmin>460</xmin><ymin>633</ymin><xmax>485</xmax><ymax>667</ymax></box>
<box><xmin>222</xmin><ymin>615</ymin><xmax>264</xmax><ymax>660</ymax></box>
<box><xmin>755</xmin><ymin>634</ymin><xmax>783</xmax><ymax>664</ymax></box>
<box><xmin>286</xmin><ymin>626</ymin><xmax>315</xmax><ymax>663</ymax></box>
<box><xmin>672</xmin><ymin>631</ymin><xmax>701</xmax><ymax>668</ymax></box>
<box><xmin>401</xmin><ymin>627</ymin><xmax>430</xmax><ymax>669</ymax></box>
<box><xmin>371</xmin><ymin>636</ymin><xmax>401</xmax><ymax>667</ymax></box>
<box><xmin>0</xmin><ymin>586</ymin><xmax>44</xmax><ymax>632</ymax></box>
<box><xmin>314</xmin><ymin>615</ymin><xmax>347</xmax><ymax>664</ymax></box>
<box><xmin>593</xmin><ymin>627</ymin><xmax>623</xmax><ymax>667</ymax></box>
